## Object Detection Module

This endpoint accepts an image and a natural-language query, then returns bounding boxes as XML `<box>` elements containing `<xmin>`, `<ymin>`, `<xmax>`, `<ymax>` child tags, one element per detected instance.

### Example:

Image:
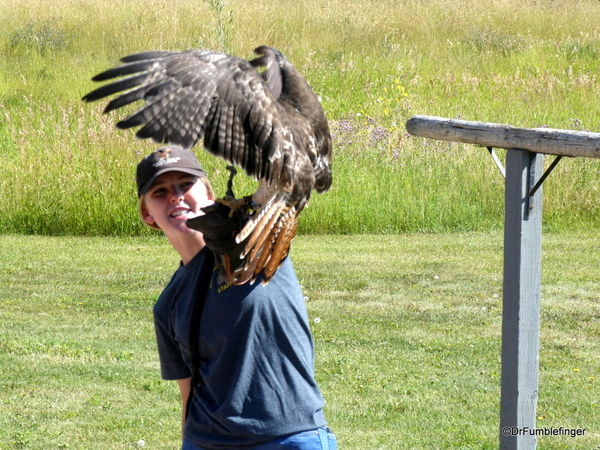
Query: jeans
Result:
<box><xmin>182</xmin><ymin>427</ymin><xmax>338</xmax><ymax>450</ymax></box>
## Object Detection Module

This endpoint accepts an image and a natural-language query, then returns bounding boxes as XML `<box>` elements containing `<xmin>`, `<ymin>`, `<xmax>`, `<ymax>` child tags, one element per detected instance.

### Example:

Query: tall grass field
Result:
<box><xmin>2</xmin><ymin>0</ymin><xmax>600</xmax><ymax>235</ymax></box>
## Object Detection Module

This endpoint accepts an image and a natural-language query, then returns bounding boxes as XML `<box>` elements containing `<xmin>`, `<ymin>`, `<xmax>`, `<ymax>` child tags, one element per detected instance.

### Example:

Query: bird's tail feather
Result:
<box><xmin>222</xmin><ymin>194</ymin><xmax>295</xmax><ymax>285</ymax></box>
<box><xmin>236</xmin><ymin>193</ymin><xmax>281</xmax><ymax>244</ymax></box>
<box><xmin>241</xmin><ymin>201</ymin><xmax>285</xmax><ymax>259</ymax></box>
<box><xmin>263</xmin><ymin>217</ymin><xmax>297</xmax><ymax>281</ymax></box>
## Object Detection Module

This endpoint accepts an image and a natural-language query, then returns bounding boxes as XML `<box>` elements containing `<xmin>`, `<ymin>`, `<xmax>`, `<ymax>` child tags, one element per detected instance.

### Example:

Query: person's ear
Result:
<box><xmin>141</xmin><ymin>205</ymin><xmax>156</xmax><ymax>226</ymax></box>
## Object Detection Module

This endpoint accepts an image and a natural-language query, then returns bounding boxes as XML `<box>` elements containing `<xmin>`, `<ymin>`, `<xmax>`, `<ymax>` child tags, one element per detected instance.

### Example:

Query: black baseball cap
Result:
<box><xmin>136</xmin><ymin>146</ymin><xmax>207</xmax><ymax>197</ymax></box>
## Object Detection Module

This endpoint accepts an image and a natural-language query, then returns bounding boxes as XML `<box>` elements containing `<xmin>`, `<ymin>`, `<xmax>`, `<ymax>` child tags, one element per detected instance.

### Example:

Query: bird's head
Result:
<box><xmin>250</xmin><ymin>46</ymin><xmax>322</xmax><ymax>114</ymax></box>
<box><xmin>251</xmin><ymin>46</ymin><xmax>332</xmax><ymax>180</ymax></box>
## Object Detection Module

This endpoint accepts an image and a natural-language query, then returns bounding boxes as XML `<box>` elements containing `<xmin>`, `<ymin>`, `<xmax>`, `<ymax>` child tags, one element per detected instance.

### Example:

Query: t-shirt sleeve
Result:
<box><xmin>154</xmin><ymin>293</ymin><xmax>192</xmax><ymax>381</ymax></box>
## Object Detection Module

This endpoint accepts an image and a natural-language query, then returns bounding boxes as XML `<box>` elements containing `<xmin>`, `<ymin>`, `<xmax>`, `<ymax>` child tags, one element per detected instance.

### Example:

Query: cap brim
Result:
<box><xmin>138</xmin><ymin>167</ymin><xmax>207</xmax><ymax>197</ymax></box>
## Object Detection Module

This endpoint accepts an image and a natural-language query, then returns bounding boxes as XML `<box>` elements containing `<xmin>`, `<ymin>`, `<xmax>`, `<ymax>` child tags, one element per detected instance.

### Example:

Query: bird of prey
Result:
<box><xmin>82</xmin><ymin>46</ymin><xmax>332</xmax><ymax>285</ymax></box>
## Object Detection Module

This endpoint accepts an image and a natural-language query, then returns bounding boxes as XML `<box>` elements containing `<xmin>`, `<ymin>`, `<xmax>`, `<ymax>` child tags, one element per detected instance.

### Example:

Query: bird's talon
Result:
<box><xmin>217</xmin><ymin>197</ymin><xmax>247</xmax><ymax>217</ymax></box>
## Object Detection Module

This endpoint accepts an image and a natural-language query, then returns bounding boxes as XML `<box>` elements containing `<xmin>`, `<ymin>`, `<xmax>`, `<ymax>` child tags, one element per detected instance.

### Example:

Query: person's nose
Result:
<box><xmin>169</xmin><ymin>187</ymin><xmax>185</xmax><ymax>203</ymax></box>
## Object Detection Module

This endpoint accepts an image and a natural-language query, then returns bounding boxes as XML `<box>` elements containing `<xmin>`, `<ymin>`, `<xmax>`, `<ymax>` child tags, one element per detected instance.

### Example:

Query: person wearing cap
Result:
<box><xmin>137</xmin><ymin>146</ymin><xmax>215</xmax><ymax>264</ymax></box>
<box><xmin>136</xmin><ymin>146</ymin><xmax>337</xmax><ymax>450</ymax></box>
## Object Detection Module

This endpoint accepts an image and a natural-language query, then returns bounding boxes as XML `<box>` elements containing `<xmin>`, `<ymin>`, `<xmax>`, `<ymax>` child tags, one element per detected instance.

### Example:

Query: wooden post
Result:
<box><xmin>500</xmin><ymin>150</ymin><xmax>543</xmax><ymax>450</ymax></box>
<box><xmin>404</xmin><ymin>115</ymin><xmax>600</xmax><ymax>450</ymax></box>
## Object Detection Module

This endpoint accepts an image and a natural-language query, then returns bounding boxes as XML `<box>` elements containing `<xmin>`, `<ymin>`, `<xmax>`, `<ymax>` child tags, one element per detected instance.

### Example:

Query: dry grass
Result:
<box><xmin>2</xmin><ymin>0</ymin><xmax>600</xmax><ymax>235</ymax></box>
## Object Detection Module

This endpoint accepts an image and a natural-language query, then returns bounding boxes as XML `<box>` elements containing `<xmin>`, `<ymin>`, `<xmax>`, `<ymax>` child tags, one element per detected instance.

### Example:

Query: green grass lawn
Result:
<box><xmin>1</xmin><ymin>233</ymin><xmax>598</xmax><ymax>449</ymax></box>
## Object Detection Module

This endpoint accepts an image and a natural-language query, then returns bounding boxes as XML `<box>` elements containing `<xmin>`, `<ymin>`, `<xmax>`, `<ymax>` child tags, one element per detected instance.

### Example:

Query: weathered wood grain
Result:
<box><xmin>499</xmin><ymin>150</ymin><xmax>543</xmax><ymax>450</ymax></box>
<box><xmin>406</xmin><ymin>115</ymin><xmax>600</xmax><ymax>158</ymax></box>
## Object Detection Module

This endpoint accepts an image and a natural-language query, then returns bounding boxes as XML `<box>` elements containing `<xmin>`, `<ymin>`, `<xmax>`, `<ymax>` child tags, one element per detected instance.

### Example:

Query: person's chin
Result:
<box><xmin>165</xmin><ymin>215</ymin><xmax>194</xmax><ymax>233</ymax></box>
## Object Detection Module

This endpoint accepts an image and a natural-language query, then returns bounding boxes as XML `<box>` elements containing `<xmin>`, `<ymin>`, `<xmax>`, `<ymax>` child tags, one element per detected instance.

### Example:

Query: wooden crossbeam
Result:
<box><xmin>406</xmin><ymin>115</ymin><xmax>600</xmax><ymax>158</ymax></box>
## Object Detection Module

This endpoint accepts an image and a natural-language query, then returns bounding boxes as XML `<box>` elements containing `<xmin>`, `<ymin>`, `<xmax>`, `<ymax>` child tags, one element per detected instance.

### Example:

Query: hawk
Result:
<box><xmin>82</xmin><ymin>46</ymin><xmax>332</xmax><ymax>285</ymax></box>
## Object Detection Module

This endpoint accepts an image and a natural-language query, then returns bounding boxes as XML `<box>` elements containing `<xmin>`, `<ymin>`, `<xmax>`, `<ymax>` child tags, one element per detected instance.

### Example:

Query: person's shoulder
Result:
<box><xmin>268</xmin><ymin>256</ymin><xmax>297</xmax><ymax>283</ymax></box>
<box><xmin>258</xmin><ymin>256</ymin><xmax>302</xmax><ymax>297</ymax></box>
<box><xmin>184</xmin><ymin>247</ymin><xmax>212</xmax><ymax>272</ymax></box>
<box><xmin>156</xmin><ymin>248</ymin><xmax>211</xmax><ymax>305</ymax></box>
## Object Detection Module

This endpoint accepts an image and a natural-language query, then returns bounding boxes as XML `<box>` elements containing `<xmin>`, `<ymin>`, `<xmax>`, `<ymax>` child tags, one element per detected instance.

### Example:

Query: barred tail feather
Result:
<box><xmin>241</xmin><ymin>201</ymin><xmax>286</xmax><ymax>259</ymax></box>
<box><xmin>262</xmin><ymin>217</ymin><xmax>297</xmax><ymax>282</ymax></box>
<box><xmin>220</xmin><ymin>197</ymin><xmax>296</xmax><ymax>286</ymax></box>
<box><xmin>236</xmin><ymin>193</ymin><xmax>282</xmax><ymax>244</ymax></box>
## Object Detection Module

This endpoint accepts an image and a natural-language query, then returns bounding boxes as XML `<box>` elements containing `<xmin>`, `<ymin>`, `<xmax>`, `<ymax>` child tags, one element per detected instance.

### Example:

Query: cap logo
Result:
<box><xmin>153</xmin><ymin>156</ymin><xmax>181</xmax><ymax>167</ymax></box>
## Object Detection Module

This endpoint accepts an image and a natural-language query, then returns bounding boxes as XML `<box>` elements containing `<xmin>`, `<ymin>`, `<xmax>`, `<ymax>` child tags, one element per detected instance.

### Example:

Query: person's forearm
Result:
<box><xmin>177</xmin><ymin>378</ymin><xmax>192</xmax><ymax>436</ymax></box>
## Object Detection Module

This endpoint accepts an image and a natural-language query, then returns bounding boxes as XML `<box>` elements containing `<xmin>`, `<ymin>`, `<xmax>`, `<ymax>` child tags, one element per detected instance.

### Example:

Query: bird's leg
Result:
<box><xmin>225</xmin><ymin>165</ymin><xmax>237</xmax><ymax>198</ymax></box>
<box><xmin>217</xmin><ymin>165</ymin><xmax>250</xmax><ymax>217</ymax></box>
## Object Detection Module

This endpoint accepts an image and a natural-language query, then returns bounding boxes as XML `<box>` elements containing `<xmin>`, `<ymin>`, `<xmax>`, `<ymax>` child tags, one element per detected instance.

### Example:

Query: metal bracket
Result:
<box><xmin>485</xmin><ymin>147</ymin><xmax>565</xmax><ymax>212</ymax></box>
<box><xmin>487</xmin><ymin>147</ymin><xmax>506</xmax><ymax>178</ymax></box>
<box><xmin>529</xmin><ymin>155</ymin><xmax>564</xmax><ymax>197</ymax></box>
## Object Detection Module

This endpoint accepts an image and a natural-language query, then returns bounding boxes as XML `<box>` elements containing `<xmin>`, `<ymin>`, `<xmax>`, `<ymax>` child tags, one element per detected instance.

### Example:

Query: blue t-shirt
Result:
<box><xmin>153</xmin><ymin>247</ymin><xmax>326</xmax><ymax>449</ymax></box>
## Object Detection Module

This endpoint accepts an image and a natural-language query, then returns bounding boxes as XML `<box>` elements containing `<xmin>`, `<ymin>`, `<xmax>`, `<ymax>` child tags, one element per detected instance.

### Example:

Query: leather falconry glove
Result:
<box><xmin>187</xmin><ymin>202</ymin><xmax>249</xmax><ymax>255</ymax></box>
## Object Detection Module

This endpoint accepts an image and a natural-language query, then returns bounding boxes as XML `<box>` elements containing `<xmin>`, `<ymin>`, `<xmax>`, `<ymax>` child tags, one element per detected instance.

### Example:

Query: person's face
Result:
<box><xmin>142</xmin><ymin>171</ymin><xmax>213</xmax><ymax>236</ymax></box>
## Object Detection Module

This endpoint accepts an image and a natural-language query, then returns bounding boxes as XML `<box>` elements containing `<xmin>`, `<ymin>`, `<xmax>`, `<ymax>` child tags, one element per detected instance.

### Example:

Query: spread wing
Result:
<box><xmin>83</xmin><ymin>47</ymin><xmax>332</xmax><ymax>285</ymax></box>
<box><xmin>82</xmin><ymin>49</ymin><xmax>287</xmax><ymax>185</ymax></box>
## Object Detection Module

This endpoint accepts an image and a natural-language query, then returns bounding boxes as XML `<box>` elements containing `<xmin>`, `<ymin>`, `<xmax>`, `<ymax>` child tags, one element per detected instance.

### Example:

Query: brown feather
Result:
<box><xmin>263</xmin><ymin>218</ymin><xmax>297</xmax><ymax>283</ymax></box>
<box><xmin>242</xmin><ymin>201</ymin><xmax>286</xmax><ymax>259</ymax></box>
<box><xmin>236</xmin><ymin>194</ymin><xmax>278</xmax><ymax>244</ymax></box>
<box><xmin>82</xmin><ymin>46</ymin><xmax>332</xmax><ymax>285</ymax></box>
<box><xmin>233</xmin><ymin>258</ymin><xmax>259</xmax><ymax>285</ymax></box>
